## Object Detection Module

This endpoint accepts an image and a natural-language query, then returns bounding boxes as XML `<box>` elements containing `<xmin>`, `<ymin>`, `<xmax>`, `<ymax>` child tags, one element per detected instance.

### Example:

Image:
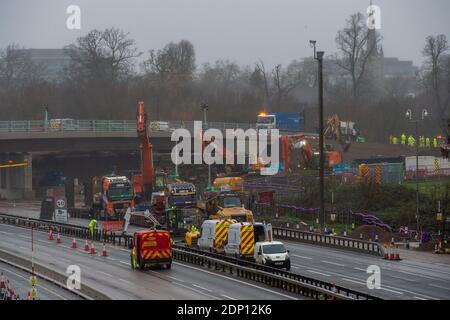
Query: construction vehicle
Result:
<box><xmin>280</xmin><ymin>134</ymin><xmax>342</xmax><ymax>172</ymax></box>
<box><xmin>165</xmin><ymin>181</ymin><xmax>197</xmax><ymax>209</ymax></box>
<box><xmin>90</xmin><ymin>175</ymin><xmax>134</xmax><ymax>220</ymax></box>
<box><xmin>256</xmin><ymin>112</ymin><xmax>303</xmax><ymax>132</ymax></box>
<box><xmin>212</xmin><ymin>177</ymin><xmax>244</xmax><ymax>192</ymax></box>
<box><xmin>132</xmin><ymin>101</ymin><xmax>155</xmax><ymax>202</ymax></box>
<box><xmin>129</xmin><ymin>228</ymin><xmax>172</xmax><ymax>270</ymax></box>
<box><xmin>324</xmin><ymin>114</ymin><xmax>360</xmax><ymax>152</ymax></box>
<box><xmin>197</xmin><ymin>189</ymin><xmax>253</xmax><ymax>223</ymax></box>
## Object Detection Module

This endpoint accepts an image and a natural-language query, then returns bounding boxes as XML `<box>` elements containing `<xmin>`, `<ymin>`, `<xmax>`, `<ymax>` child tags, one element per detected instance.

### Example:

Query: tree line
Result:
<box><xmin>0</xmin><ymin>12</ymin><xmax>449</xmax><ymax>142</ymax></box>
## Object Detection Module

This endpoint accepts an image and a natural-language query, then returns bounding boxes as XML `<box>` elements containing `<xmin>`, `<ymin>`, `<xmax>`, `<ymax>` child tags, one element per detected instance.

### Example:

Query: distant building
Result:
<box><xmin>20</xmin><ymin>49</ymin><xmax>70</xmax><ymax>81</ymax></box>
<box><xmin>383</xmin><ymin>57</ymin><xmax>416</xmax><ymax>78</ymax></box>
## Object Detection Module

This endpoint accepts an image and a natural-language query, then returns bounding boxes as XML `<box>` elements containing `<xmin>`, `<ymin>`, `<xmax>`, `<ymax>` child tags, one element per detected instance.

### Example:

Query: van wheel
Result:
<box><xmin>166</xmin><ymin>263</ymin><xmax>172</xmax><ymax>270</ymax></box>
<box><xmin>286</xmin><ymin>261</ymin><xmax>291</xmax><ymax>271</ymax></box>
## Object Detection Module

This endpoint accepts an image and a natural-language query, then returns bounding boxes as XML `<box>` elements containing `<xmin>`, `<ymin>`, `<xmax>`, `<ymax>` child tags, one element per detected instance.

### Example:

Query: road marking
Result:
<box><xmin>221</xmin><ymin>294</ymin><xmax>237</xmax><ymax>300</ymax></box>
<box><xmin>395</xmin><ymin>269</ymin><xmax>442</xmax><ymax>281</ymax></box>
<box><xmin>173</xmin><ymin>262</ymin><xmax>298</xmax><ymax>300</ymax></box>
<box><xmin>19</xmin><ymin>246</ymin><xmax>30</xmax><ymax>251</ymax></box>
<box><xmin>321</xmin><ymin>260</ymin><xmax>345</xmax><ymax>267</ymax></box>
<box><xmin>166</xmin><ymin>276</ymin><xmax>185</xmax><ymax>282</ymax></box>
<box><xmin>428</xmin><ymin>283</ymin><xmax>450</xmax><ymax>291</ymax></box>
<box><xmin>342</xmin><ymin>278</ymin><xmax>365</xmax><ymax>285</ymax></box>
<box><xmin>192</xmin><ymin>284</ymin><xmax>213</xmax><ymax>292</ymax></box>
<box><xmin>291</xmin><ymin>266</ymin><xmax>299</xmax><ymax>269</ymax></box>
<box><xmin>118</xmin><ymin>278</ymin><xmax>133</xmax><ymax>285</ymax></box>
<box><xmin>96</xmin><ymin>270</ymin><xmax>113</xmax><ymax>277</ymax></box>
<box><xmin>413</xmin><ymin>296</ymin><xmax>427</xmax><ymax>300</ymax></box>
<box><xmin>172</xmin><ymin>281</ymin><xmax>220</xmax><ymax>300</ymax></box>
<box><xmin>292</xmin><ymin>254</ymin><xmax>312</xmax><ymax>260</ymax></box>
<box><xmin>380</xmin><ymin>287</ymin><xmax>403</xmax><ymax>295</ymax></box>
<box><xmin>0</xmin><ymin>230</ymin><xmax>12</xmax><ymax>235</ymax></box>
<box><xmin>306</xmin><ymin>270</ymin><xmax>331</xmax><ymax>277</ymax></box>
<box><xmin>342</xmin><ymin>278</ymin><xmax>404</xmax><ymax>295</ymax></box>
<box><xmin>386</xmin><ymin>274</ymin><xmax>416</xmax><ymax>283</ymax></box>
<box><xmin>119</xmin><ymin>261</ymin><xmax>131</xmax><ymax>266</ymax></box>
<box><xmin>354</xmin><ymin>267</ymin><xmax>367</xmax><ymax>272</ymax></box>
<box><xmin>18</xmin><ymin>235</ymin><xmax>30</xmax><ymax>240</ymax></box>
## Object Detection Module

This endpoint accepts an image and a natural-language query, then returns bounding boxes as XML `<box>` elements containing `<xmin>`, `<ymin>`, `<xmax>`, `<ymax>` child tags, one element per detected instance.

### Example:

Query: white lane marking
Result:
<box><xmin>192</xmin><ymin>284</ymin><xmax>213</xmax><ymax>292</ymax></box>
<box><xmin>96</xmin><ymin>270</ymin><xmax>113</xmax><ymax>277</ymax></box>
<box><xmin>380</xmin><ymin>287</ymin><xmax>404</xmax><ymax>295</ymax></box>
<box><xmin>119</xmin><ymin>261</ymin><xmax>131</xmax><ymax>266</ymax></box>
<box><xmin>342</xmin><ymin>278</ymin><xmax>365</xmax><ymax>285</ymax></box>
<box><xmin>106</xmin><ymin>257</ymin><xmax>116</xmax><ymax>261</ymax></box>
<box><xmin>292</xmin><ymin>254</ymin><xmax>312</xmax><ymax>260</ymax></box>
<box><xmin>0</xmin><ymin>230</ymin><xmax>12</xmax><ymax>235</ymax></box>
<box><xmin>118</xmin><ymin>278</ymin><xmax>133</xmax><ymax>285</ymax></box>
<box><xmin>414</xmin><ymin>296</ymin><xmax>427</xmax><ymax>300</ymax></box>
<box><xmin>173</xmin><ymin>262</ymin><xmax>298</xmax><ymax>300</ymax></box>
<box><xmin>173</xmin><ymin>281</ymin><xmax>220</xmax><ymax>300</ymax></box>
<box><xmin>291</xmin><ymin>266</ymin><xmax>299</xmax><ymax>269</ymax></box>
<box><xmin>0</xmin><ymin>266</ymin><xmax>67</xmax><ymax>300</ymax></box>
<box><xmin>18</xmin><ymin>235</ymin><xmax>30</xmax><ymax>240</ymax></box>
<box><xmin>395</xmin><ymin>269</ymin><xmax>442</xmax><ymax>281</ymax></box>
<box><xmin>19</xmin><ymin>246</ymin><xmax>30</xmax><ymax>251</ymax></box>
<box><xmin>387</xmin><ymin>274</ymin><xmax>416</xmax><ymax>283</ymax></box>
<box><xmin>306</xmin><ymin>270</ymin><xmax>331</xmax><ymax>277</ymax></box>
<box><xmin>221</xmin><ymin>294</ymin><xmax>237</xmax><ymax>300</ymax></box>
<box><xmin>428</xmin><ymin>283</ymin><xmax>450</xmax><ymax>290</ymax></box>
<box><xmin>321</xmin><ymin>260</ymin><xmax>345</xmax><ymax>267</ymax></box>
<box><xmin>59</xmin><ymin>257</ymin><xmax>71</xmax><ymax>263</ymax></box>
<box><xmin>354</xmin><ymin>267</ymin><xmax>366</xmax><ymax>272</ymax></box>
<box><xmin>166</xmin><ymin>276</ymin><xmax>185</xmax><ymax>282</ymax></box>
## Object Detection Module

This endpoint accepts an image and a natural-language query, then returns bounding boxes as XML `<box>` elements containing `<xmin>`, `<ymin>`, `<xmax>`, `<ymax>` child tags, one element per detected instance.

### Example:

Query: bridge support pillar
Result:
<box><xmin>0</xmin><ymin>153</ymin><xmax>34</xmax><ymax>200</ymax></box>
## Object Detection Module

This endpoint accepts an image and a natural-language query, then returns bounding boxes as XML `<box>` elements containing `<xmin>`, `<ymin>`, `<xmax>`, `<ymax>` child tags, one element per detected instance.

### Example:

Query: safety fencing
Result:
<box><xmin>272</xmin><ymin>227</ymin><xmax>385</xmax><ymax>256</ymax></box>
<box><xmin>0</xmin><ymin>120</ymin><xmax>255</xmax><ymax>134</ymax></box>
<box><xmin>0</xmin><ymin>212</ymin><xmax>381</xmax><ymax>300</ymax></box>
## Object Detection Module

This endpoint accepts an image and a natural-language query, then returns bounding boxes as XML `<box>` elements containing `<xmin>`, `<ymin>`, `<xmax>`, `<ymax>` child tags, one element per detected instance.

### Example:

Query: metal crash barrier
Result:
<box><xmin>272</xmin><ymin>227</ymin><xmax>385</xmax><ymax>257</ymax></box>
<box><xmin>0</xmin><ymin>212</ymin><xmax>381</xmax><ymax>300</ymax></box>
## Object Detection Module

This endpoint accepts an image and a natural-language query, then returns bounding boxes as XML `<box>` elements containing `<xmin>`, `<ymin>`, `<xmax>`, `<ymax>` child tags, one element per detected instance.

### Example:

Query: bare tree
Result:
<box><xmin>422</xmin><ymin>34</ymin><xmax>449</xmax><ymax>130</ymax></box>
<box><xmin>335</xmin><ymin>12</ymin><xmax>381</xmax><ymax>105</ymax></box>
<box><xmin>254</xmin><ymin>60</ymin><xmax>270</xmax><ymax>111</ymax></box>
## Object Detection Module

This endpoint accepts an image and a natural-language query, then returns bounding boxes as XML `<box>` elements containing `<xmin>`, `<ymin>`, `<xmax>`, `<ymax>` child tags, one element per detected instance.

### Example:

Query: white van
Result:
<box><xmin>224</xmin><ymin>222</ymin><xmax>267</xmax><ymax>258</ymax></box>
<box><xmin>254</xmin><ymin>241</ymin><xmax>290</xmax><ymax>271</ymax></box>
<box><xmin>197</xmin><ymin>219</ymin><xmax>235</xmax><ymax>252</ymax></box>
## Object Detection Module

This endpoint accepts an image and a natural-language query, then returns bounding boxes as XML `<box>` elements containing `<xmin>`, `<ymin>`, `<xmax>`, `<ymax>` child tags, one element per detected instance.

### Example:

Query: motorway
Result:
<box><xmin>284</xmin><ymin>240</ymin><xmax>450</xmax><ymax>300</ymax></box>
<box><xmin>0</xmin><ymin>261</ymin><xmax>81</xmax><ymax>300</ymax></box>
<box><xmin>0</xmin><ymin>223</ymin><xmax>299</xmax><ymax>300</ymax></box>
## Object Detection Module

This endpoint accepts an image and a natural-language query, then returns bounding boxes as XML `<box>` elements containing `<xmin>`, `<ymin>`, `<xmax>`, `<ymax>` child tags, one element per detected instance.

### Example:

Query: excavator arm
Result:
<box><xmin>137</xmin><ymin>101</ymin><xmax>154</xmax><ymax>201</ymax></box>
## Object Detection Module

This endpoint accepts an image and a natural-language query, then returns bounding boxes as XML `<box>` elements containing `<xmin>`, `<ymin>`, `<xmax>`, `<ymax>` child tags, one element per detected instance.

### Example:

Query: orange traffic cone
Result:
<box><xmin>394</xmin><ymin>245</ymin><xmax>401</xmax><ymax>261</ymax></box>
<box><xmin>48</xmin><ymin>228</ymin><xmax>54</xmax><ymax>240</ymax></box>
<box><xmin>90</xmin><ymin>243</ymin><xmax>96</xmax><ymax>254</ymax></box>
<box><xmin>389</xmin><ymin>245</ymin><xmax>395</xmax><ymax>260</ymax></box>
<box><xmin>56</xmin><ymin>232</ymin><xmax>61</xmax><ymax>244</ymax></box>
<box><xmin>71</xmin><ymin>238</ymin><xmax>77</xmax><ymax>249</ymax></box>
<box><xmin>84</xmin><ymin>240</ymin><xmax>89</xmax><ymax>252</ymax></box>
<box><xmin>383</xmin><ymin>244</ymin><xmax>389</xmax><ymax>259</ymax></box>
<box><xmin>102</xmin><ymin>243</ymin><xmax>108</xmax><ymax>257</ymax></box>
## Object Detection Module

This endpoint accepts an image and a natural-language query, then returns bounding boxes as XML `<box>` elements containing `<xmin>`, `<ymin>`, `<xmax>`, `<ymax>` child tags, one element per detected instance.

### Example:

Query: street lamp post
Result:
<box><xmin>310</xmin><ymin>40</ymin><xmax>326</xmax><ymax>229</ymax></box>
<box><xmin>406</xmin><ymin>108</ymin><xmax>428</xmax><ymax>233</ymax></box>
<box><xmin>201</xmin><ymin>103</ymin><xmax>211</xmax><ymax>187</ymax></box>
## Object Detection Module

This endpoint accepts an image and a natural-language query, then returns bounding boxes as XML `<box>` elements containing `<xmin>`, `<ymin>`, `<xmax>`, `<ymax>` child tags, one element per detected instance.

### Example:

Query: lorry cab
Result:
<box><xmin>197</xmin><ymin>219</ymin><xmax>235</xmax><ymax>252</ymax></box>
<box><xmin>254</xmin><ymin>241</ymin><xmax>290</xmax><ymax>271</ymax></box>
<box><xmin>130</xmin><ymin>229</ymin><xmax>172</xmax><ymax>270</ymax></box>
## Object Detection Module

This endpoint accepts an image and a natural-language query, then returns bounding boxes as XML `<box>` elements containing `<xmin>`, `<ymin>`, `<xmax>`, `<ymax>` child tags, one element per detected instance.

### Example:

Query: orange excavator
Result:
<box><xmin>134</xmin><ymin>101</ymin><xmax>155</xmax><ymax>202</ymax></box>
<box><xmin>280</xmin><ymin>134</ymin><xmax>342</xmax><ymax>172</ymax></box>
<box><xmin>324</xmin><ymin>114</ymin><xmax>353</xmax><ymax>152</ymax></box>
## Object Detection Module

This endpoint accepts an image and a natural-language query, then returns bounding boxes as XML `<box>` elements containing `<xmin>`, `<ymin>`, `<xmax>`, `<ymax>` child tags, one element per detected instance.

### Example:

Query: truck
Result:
<box><xmin>129</xmin><ymin>229</ymin><xmax>172</xmax><ymax>270</ymax></box>
<box><xmin>197</xmin><ymin>189</ymin><xmax>253</xmax><ymax>223</ymax></box>
<box><xmin>90</xmin><ymin>175</ymin><xmax>134</xmax><ymax>220</ymax></box>
<box><xmin>165</xmin><ymin>182</ymin><xmax>197</xmax><ymax>209</ymax></box>
<box><xmin>256</xmin><ymin>112</ymin><xmax>303</xmax><ymax>132</ymax></box>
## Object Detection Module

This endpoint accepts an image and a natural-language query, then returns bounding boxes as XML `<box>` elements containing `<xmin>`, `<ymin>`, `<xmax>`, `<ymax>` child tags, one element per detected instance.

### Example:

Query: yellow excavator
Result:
<box><xmin>324</xmin><ymin>114</ymin><xmax>358</xmax><ymax>152</ymax></box>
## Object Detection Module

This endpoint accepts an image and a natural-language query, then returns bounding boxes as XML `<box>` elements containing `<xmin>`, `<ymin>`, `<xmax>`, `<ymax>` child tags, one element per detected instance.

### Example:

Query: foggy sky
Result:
<box><xmin>0</xmin><ymin>0</ymin><xmax>449</xmax><ymax>68</ymax></box>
